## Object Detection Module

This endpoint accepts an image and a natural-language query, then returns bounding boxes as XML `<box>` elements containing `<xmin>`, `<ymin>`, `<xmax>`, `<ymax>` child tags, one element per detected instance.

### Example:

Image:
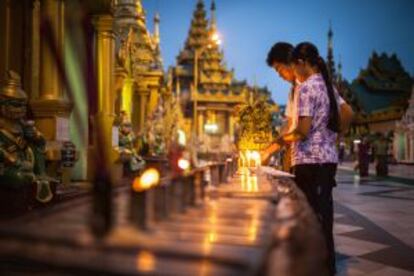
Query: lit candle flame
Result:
<box><xmin>132</xmin><ymin>168</ymin><xmax>160</xmax><ymax>192</ymax></box>
<box><xmin>178</xmin><ymin>158</ymin><xmax>190</xmax><ymax>170</ymax></box>
<box><xmin>241</xmin><ymin>150</ymin><xmax>261</xmax><ymax>167</ymax></box>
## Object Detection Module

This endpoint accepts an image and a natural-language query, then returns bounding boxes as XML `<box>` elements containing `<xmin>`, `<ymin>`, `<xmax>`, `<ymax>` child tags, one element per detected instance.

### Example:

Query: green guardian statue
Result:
<box><xmin>0</xmin><ymin>71</ymin><xmax>56</xmax><ymax>214</ymax></box>
<box><xmin>118</xmin><ymin>120</ymin><xmax>145</xmax><ymax>176</ymax></box>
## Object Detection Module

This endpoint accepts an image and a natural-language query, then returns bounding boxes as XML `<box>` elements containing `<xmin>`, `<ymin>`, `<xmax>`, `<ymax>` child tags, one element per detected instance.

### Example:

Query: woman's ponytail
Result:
<box><xmin>317</xmin><ymin>57</ymin><xmax>340</xmax><ymax>133</ymax></box>
<box><xmin>292</xmin><ymin>42</ymin><xmax>340</xmax><ymax>133</ymax></box>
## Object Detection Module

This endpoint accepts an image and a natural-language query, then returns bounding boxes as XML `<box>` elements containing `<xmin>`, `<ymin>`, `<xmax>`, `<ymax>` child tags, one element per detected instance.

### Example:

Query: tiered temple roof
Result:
<box><xmin>175</xmin><ymin>0</ymin><xmax>235</xmax><ymax>97</ymax></box>
<box><xmin>342</xmin><ymin>52</ymin><xmax>412</xmax><ymax>124</ymax></box>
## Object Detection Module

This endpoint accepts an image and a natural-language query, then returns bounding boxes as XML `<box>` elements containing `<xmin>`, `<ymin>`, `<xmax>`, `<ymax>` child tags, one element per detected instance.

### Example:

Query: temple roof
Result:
<box><xmin>348</xmin><ymin>52</ymin><xmax>412</xmax><ymax>114</ymax></box>
<box><xmin>114</xmin><ymin>0</ymin><xmax>162</xmax><ymax>75</ymax></box>
<box><xmin>176</xmin><ymin>0</ymin><xmax>233</xmax><ymax>93</ymax></box>
<box><xmin>179</xmin><ymin>0</ymin><xmax>209</xmax><ymax>55</ymax></box>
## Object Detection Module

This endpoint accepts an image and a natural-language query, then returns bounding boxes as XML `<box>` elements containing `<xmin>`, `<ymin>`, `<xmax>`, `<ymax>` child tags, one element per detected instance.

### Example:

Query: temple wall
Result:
<box><xmin>368</xmin><ymin>120</ymin><xmax>398</xmax><ymax>135</ymax></box>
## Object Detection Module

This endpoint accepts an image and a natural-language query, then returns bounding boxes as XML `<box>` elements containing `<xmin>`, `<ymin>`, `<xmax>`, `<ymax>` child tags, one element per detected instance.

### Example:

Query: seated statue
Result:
<box><xmin>118</xmin><ymin>121</ymin><xmax>145</xmax><ymax>176</ymax></box>
<box><xmin>0</xmin><ymin>71</ymin><xmax>56</xmax><ymax>210</ymax></box>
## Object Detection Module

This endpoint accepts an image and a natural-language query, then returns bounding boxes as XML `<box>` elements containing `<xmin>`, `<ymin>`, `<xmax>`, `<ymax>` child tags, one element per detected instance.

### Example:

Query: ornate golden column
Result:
<box><xmin>148</xmin><ymin>85</ymin><xmax>159</xmax><ymax>116</ymax></box>
<box><xmin>93</xmin><ymin>15</ymin><xmax>115</xmax><ymax>117</ymax></box>
<box><xmin>198</xmin><ymin>111</ymin><xmax>204</xmax><ymax>136</ymax></box>
<box><xmin>30</xmin><ymin>0</ymin><xmax>41</xmax><ymax>100</ymax></box>
<box><xmin>0</xmin><ymin>0</ymin><xmax>11</xmax><ymax>77</ymax></box>
<box><xmin>229</xmin><ymin>113</ymin><xmax>235</xmax><ymax>139</ymax></box>
<box><xmin>114</xmin><ymin>67</ymin><xmax>128</xmax><ymax>116</ymax></box>
<box><xmin>90</xmin><ymin>13</ymin><xmax>118</xmax><ymax>179</ymax></box>
<box><xmin>86</xmin><ymin>2</ymin><xmax>118</xmax><ymax>237</ymax></box>
<box><xmin>40</xmin><ymin>0</ymin><xmax>61</xmax><ymax>100</ymax></box>
<box><xmin>31</xmin><ymin>0</ymin><xmax>72</xmax><ymax>171</ymax></box>
<box><xmin>138</xmin><ymin>89</ymin><xmax>149</xmax><ymax>132</ymax></box>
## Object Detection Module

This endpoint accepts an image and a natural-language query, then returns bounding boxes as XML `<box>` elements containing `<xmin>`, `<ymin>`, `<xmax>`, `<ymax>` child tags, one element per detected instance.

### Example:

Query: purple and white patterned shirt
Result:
<box><xmin>291</xmin><ymin>73</ymin><xmax>345</xmax><ymax>166</ymax></box>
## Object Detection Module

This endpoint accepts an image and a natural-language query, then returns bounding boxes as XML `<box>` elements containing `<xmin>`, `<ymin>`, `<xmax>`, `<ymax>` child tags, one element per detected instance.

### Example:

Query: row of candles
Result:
<box><xmin>128</xmin><ymin>158</ymin><xmax>238</xmax><ymax>230</ymax></box>
<box><xmin>239</xmin><ymin>150</ymin><xmax>262</xmax><ymax>168</ymax></box>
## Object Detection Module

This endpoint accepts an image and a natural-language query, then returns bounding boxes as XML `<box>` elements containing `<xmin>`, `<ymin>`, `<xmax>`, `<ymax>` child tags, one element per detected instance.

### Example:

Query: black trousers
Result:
<box><xmin>292</xmin><ymin>163</ymin><xmax>337</xmax><ymax>275</ymax></box>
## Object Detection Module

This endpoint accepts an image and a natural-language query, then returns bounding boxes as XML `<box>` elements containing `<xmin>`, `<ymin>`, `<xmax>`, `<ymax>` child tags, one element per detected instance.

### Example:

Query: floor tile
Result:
<box><xmin>335</xmin><ymin>236</ymin><xmax>389</xmax><ymax>257</ymax></box>
<box><xmin>336</xmin><ymin>257</ymin><xmax>385</xmax><ymax>276</ymax></box>
<box><xmin>361</xmin><ymin>247</ymin><xmax>414</xmax><ymax>272</ymax></box>
<box><xmin>334</xmin><ymin>223</ymin><xmax>363</xmax><ymax>235</ymax></box>
<box><xmin>369</xmin><ymin>266</ymin><xmax>414</xmax><ymax>276</ymax></box>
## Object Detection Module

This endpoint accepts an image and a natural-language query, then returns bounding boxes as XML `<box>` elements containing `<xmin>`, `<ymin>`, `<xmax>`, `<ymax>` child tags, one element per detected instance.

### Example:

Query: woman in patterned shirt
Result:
<box><xmin>287</xmin><ymin>42</ymin><xmax>353</xmax><ymax>275</ymax></box>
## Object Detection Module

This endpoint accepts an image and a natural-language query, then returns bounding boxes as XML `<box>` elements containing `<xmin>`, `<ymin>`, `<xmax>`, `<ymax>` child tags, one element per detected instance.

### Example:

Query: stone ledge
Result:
<box><xmin>30</xmin><ymin>98</ymin><xmax>73</xmax><ymax>118</ymax></box>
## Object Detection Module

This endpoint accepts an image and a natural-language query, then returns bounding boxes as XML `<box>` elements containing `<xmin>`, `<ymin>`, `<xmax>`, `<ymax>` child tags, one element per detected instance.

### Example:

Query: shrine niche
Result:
<box><xmin>394</xmin><ymin>86</ymin><xmax>414</xmax><ymax>163</ymax></box>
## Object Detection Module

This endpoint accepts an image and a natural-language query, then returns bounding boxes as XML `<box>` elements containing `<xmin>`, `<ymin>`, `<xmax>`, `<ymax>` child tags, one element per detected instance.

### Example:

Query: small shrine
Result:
<box><xmin>394</xmin><ymin>85</ymin><xmax>414</xmax><ymax>163</ymax></box>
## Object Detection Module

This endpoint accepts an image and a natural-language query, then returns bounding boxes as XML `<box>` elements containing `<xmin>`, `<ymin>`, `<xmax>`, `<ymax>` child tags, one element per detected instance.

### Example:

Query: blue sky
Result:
<box><xmin>143</xmin><ymin>0</ymin><xmax>414</xmax><ymax>105</ymax></box>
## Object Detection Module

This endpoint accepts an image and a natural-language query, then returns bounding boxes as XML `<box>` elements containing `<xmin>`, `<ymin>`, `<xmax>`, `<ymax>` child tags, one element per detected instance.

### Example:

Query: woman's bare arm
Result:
<box><xmin>339</xmin><ymin>103</ymin><xmax>354</xmax><ymax>135</ymax></box>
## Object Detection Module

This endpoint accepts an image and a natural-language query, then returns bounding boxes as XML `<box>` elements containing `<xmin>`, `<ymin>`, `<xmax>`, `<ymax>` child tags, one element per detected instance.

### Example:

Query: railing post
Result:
<box><xmin>153</xmin><ymin>182</ymin><xmax>169</xmax><ymax>221</ymax></box>
<box><xmin>218</xmin><ymin>162</ymin><xmax>226</xmax><ymax>184</ymax></box>
<box><xmin>210</xmin><ymin>164</ymin><xmax>218</xmax><ymax>186</ymax></box>
<box><xmin>194</xmin><ymin>169</ymin><xmax>204</xmax><ymax>204</ymax></box>
<box><xmin>187</xmin><ymin>174</ymin><xmax>196</xmax><ymax>206</ymax></box>
<box><xmin>129</xmin><ymin>188</ymin><xmax>154</xmax><ymax>230</ymax></box>
<box><xmin>171</xmin><ymin>177</ymin><xmax>185</xmax><ymax>213</ymax></box>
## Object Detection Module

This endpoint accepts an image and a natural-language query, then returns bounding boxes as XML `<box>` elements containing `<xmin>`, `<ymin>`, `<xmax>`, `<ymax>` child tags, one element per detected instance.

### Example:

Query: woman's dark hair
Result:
<box><xmin>292</xmin><ymin>42</ymin><xmax>339</xmax><ymax>133</ymax></box>
<box><xmin>266</xmin><ymin>42</ymin><xmax>294</xmax><ymax>67</ymax></box>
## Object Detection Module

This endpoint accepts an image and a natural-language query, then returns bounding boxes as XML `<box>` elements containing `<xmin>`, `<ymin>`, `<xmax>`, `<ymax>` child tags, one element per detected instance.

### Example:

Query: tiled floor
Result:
<box><xmin>338</xmin><ymin>162</ymin><xmax>414</xmax><ymax>181</ymax></box>
<box><xmin>334</xmin><ymin>170</ymin><xmax>414</xmax><ymax>275</ymax></box>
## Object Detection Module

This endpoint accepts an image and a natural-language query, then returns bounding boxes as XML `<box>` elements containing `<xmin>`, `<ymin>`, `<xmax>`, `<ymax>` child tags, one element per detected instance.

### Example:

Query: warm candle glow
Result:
<box><xmin>136</xmin><ymin>250</ymin><xmax>156</xmax><ymax>272</ymax></box>
<box><xmin>242</xmin><ymin>150</ymin><xmax>261</xmax><ymax>167</ymax></box>
<box><xmin>132</xmin><ymin>168</ymin><xmax>160</xmax><ymax>192</ymax></box>
<box><xmin>250</xmin><ymin>151</ymin><xmax>261</xmax><ymax>166</ymax></box>
<box><xmin>178</xmin><ymin>158</ymin><xmax>190</xmax><ymax>170</ymax></box>
<box><xmin>178</xmin><ymin>129</ymin><xmax>186</xmax><ymax>146</ymax></box>
<box><xmin>204</xmin><ymin>123</ymin><xmax>218</xmax><ymax>133</ymax></box>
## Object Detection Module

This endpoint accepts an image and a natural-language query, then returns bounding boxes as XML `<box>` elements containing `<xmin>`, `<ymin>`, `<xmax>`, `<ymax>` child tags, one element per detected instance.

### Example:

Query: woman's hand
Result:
<box><xmin>261</xmin><ymin>143</ymin><xmax>281</xmax><ymax>165</ymax></box>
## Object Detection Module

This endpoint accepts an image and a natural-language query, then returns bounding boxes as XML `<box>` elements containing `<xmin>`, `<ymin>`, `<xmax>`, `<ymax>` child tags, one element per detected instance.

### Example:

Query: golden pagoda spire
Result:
<box><xmin>337</xmin><ymin>55</ymin><xmax>343</xmax><ymax>83</ymax></box>
<box><xmin>153</xmin><ymin>12</ymin><xmax>163</xmax><ymax>69</ymax></box>
<box><xmin>114</xmin><ymin>0</ymin><xmax>145</xmax><ymax>26</ymax></box>
<box><xmin>184</xmin><ymin>0</ymin><xmax>209</xmax><ymax>51</ymax></box>
<box><xmin>210</xmin><ymin>0</ymin><xmax>217</xmax><ymax>33</ymax></box>
<box><xmin>176</xmin><ymin>0</ymin><xmax>232</xmax><ymax>94</ymax></box>
<box><xmin>153</xmin><ymin>12</ymin><xmax>160</xmax><ymax>46</ymax></box>
<box><xmin>327</xmin><ymin>20</ymin><xmax>336</xmax><ymax>80</ymax></box>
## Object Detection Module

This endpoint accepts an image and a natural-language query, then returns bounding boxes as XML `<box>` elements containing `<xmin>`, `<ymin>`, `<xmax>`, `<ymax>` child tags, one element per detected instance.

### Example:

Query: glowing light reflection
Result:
<box><xmin>239</xmin><ymin>167</ymin><xmax>259</xmax><ymax>192</ymax></box>
<box><xmin>241</xmin><ymin>150</ymin><xmax>261</xmax><ymax>167</ymax></box>
<box><xmin>203</xmin><ymin>200</ymin><xmax>218</xmax><ymax>254</ymax></box>
<box><xmin>248</xmin><ymin>208</ymin><xmax>260</xmax><ymax>243</ymax></box>
<box><xmin>178</xmin><ymin>158</ymin><xmax>190</xmax><ymax>170</ymax></box>
<box><xmin>136</xmin><ymin>250</ymin><xmax>156</xmax><ymax>272</ymax></box>
<box><xmin>132</xmin><ymin>168</ymin><xmax>160</xmax><ymax>192</ymax></box>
